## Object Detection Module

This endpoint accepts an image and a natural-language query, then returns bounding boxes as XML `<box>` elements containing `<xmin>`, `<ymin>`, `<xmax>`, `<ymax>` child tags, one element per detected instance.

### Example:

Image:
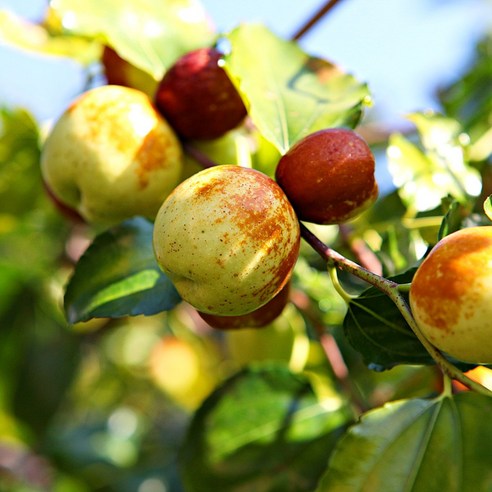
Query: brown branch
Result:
<box><xmin>291</xmin><ymin>0</ymin><xmax>346</xmax><ymax>41</ymax></box>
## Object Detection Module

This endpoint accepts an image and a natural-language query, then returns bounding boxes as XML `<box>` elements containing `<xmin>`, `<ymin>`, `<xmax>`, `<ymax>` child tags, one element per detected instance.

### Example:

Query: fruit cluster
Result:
<box><xmin>41</xmin><ymin>45</ymin><xmax>378</xmax><ymax>330</ymax></box>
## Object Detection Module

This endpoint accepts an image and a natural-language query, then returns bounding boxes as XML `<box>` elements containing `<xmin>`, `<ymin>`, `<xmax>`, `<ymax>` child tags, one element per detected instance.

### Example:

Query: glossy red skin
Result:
<box><xmin>198</xmin><ymin>282</ymin><xmax>290</xmax><ymax>330</ymax></box>
<box><xmin>155</xmin><ymin>48</ymin><xmax>247</xmax><ymax>140</ymax></box>
<box><xmin>275</xmin><ymin>128</ymin><xmax>378</xmax><ymax>225</ymax></box>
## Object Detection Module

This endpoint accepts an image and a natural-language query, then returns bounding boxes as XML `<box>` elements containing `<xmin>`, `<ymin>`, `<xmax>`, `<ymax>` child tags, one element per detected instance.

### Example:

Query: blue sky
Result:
<box><xmin>0</xmin><ymin>0</ymin><xmax>490</xmax><ymax>127</ymax></box>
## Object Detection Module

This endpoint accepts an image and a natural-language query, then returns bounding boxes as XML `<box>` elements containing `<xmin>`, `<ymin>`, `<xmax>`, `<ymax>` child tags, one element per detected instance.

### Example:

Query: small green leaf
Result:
<box><xmin>316</xmin><ymin>392</ymin><xmax>492</xmax><ymax>492</ymax></box>
<box><xmin>387</xmin><ymin>113</ymin><xmax>482</xmax><ymax>211</ymax></box>
<box><xmin>484</xmin><ymin>195</ymin><xmax>492</xmax><ymax>222</ymax></box>
<box><xmin>180</xmin><ymin>364</ymin><xmax>352</xmax><ymax>492</ymax></box>
<box><xmin>0</xmin><ymin>10</ymin><xmax>100</xmax><ymax>65</ymax></box>
<box><xmin>438</xmin><ymin>198</ymin><xmax>467</xmax><ymax>240</ymax></box>
<box><xmin>225</xmin><ymin>23</ymin><xmax>370</xmax><ymax>154</ymax></box>
<box><xmin>64</xmin><ymin>217</ymin><xmax>180</xmax><ymax>323</ymax></box>
<box><xmin>50</xmin><ymin>0</ymin><xmax>216</xmax><ymax>79</ymax></box>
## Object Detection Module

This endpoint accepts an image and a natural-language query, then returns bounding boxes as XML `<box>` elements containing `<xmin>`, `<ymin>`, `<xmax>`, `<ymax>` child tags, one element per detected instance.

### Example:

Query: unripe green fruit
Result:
<box><xmin>410</xmin><ymin>226</ymin><xmax>492</xmax><ymax>364</ymax></box>
<box><xmin>275</xmin><ymin>128</ymin><xmax>378</xmax><ymax>225</ymax></box>
<box><xmin>153</xmin><ymin>165</ymin><xmax>300</xmax><ymax>316</ymax></box>
<box><xmin>41</xmin><ymin>85</ymin><xmax>183</xmax><ymax>226</ymax></box>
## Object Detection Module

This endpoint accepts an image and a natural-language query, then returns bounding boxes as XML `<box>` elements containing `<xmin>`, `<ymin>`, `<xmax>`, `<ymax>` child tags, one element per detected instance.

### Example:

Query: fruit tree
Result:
<box><xmin>1</xmin><ymin>0</ymin><xmax>492</xmax><ymax>491</ymax></box>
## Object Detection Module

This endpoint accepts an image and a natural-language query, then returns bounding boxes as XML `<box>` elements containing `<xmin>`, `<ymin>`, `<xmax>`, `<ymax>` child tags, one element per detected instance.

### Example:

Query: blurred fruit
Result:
<box><xmin>410</xmin><ymin>226</ymin><xmax>492</xmax><ymax>364</ymax></box>
<box><xmin>41</xmin><ymin>85</ymin><xmax>183</xmax><ymax>226</ymax></box>
<box><xmin>149</xmin><ymin>336</ymin><xmax>218</xmax><ymax>409</ymax></box>
<box><xmin>155</xmin><ymin>47</ymin><xmax>247</xmax><ymax>140</ymax></box>
<box><xmin>153</xmin><ymin>165</ymin><xmax>300</xmax><ymax>316</ymax></box>
<box><xmin>275</xmin><ymin>128</ymin><xmax>378</xmax><ymax>224</ymax></box>
<box><xmin>225</xmin><ymin>303</ymin><xmax>307</xmax><ymax>368</ymax></box>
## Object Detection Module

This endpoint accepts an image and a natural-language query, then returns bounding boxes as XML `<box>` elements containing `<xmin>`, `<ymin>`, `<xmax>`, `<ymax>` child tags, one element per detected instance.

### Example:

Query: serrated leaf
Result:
<box><xmin>387</xmin><ymin>113</ymin><xmax>482</xmax><ymax>211</ymax></box>
<box><xmin>180</xmin><ymin>364</ymin><xmax>351</xmax><ymax>492</ymax></box>
<box><xmin>343</xmin><ymin>269</ymin><xmax>434</xmax><ymax>370</ymax></box>
<box><xmin>316</xmin><ymin>392</ymin><xmax>492</xmax><ymax>492</ymax></box>
<box><xmin>64</xmin><ymin>217</ymin><xmax>180</xmax><ymax>323</ymax></box>
<box><xmin>50</xmin><ymin>0</ymin><xmax>216</xmax><ymax>79</ymax></box>
<box><xmin>225</xmin><ymin>23</ymin><xmax>370</xmax><ymax>154</ymax></box>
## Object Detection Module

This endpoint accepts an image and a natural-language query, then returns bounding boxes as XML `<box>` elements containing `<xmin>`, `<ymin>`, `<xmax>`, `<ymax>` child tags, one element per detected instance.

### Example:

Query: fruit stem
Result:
<box><xmin>291</xmin><ymin>0</ymin><xmax>345</xmax><ymax>41</ymax></box>
<box><xmin>183</xmin><ymin>143</ymin><xmax>217</xmax><ymax>169</ymax></box>
<box><xmin>328</xmin><ymin>265</ymin><xmax>354</xmax><ymax>303</ymax></box>
<box><xmin>300</xmin><ymin>222</ymin><xmax>492</xmax><ymax>397</ymax></box>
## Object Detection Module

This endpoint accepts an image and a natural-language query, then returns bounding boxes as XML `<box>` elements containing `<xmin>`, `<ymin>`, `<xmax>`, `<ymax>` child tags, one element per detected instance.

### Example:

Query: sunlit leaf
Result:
<box><xmin>387</xmin><ymin>113</ymin><xmax>482</xmax><ymax>211</ymax></box>
<box><xmin>225</xmin><ymin>23</ymin><xmax>370</xmax><ymax>154</ymax></box>
<box><xmin>440</xmin><ymin>34</ymin><xmax>492</xmax><ymax>160</ymax></box>
<box><xmin>64</xmin><ymin>217</ymin><xmax>181</xmax><ymax>323</ymax></box>
<box><xmin>0</xmin><ymin>10</ymin><xmax>100</xmax><ymax>64</ymax></box>
<box><xmin>316</xmin><ymin>392</ymin><xmax>492</xmax><ymax>492</ymax></box>
<box><xmin>484</xmin><ymin>195</ymin><xmax>492</xmax><ymax>222</ymax></box>
<box><xmin>50</xmin><ymin>0</ymin><xmax>216</xmax><ymax>79</ymax></box>
<box><xmin>181</xmin><ymin>364</ymin><xmax>351</xmax><ymax>492</ymax></box>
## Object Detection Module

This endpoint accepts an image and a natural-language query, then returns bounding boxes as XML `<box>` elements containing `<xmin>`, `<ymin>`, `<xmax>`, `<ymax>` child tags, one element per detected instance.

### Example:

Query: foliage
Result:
<box><xmin>1</xmin><ymin>1</ymin><xmax>492</xmax><ymax>491</ymax></box>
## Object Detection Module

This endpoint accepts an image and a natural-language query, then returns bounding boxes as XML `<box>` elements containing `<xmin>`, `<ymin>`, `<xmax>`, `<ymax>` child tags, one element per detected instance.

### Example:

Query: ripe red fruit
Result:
<box><xmin>198</xmin><ymin>282</ymin><xmax>291</xmax><ymax>330</ymax></box>
<box><xmin>155</xmin><ymin>47</ymin><xmax>247</xmax><ymax>140</ymax></box>
<box><xmin>275</xmin><ymin>128</ymin><xmax>378</xmax><ymax>225</ymax></box>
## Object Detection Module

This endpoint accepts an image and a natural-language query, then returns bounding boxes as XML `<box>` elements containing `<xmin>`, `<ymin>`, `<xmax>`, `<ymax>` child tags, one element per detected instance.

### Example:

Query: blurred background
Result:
<box><xmin>0</xmin><ymin>1</ymin><xmax>491</xmax><ymax>491</ymax></box>
<box><xmin>1</xmin><ymin>0</ymin><xmax>491</xmax><ymax>125</ymax></box>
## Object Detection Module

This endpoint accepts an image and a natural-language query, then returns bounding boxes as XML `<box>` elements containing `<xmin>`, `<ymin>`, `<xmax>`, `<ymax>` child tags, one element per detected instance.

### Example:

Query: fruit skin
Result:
<box><xmin>41</xmin><ymin>85</ymin><xmax>183</xmax><ymax>226</ymax></box>
<box><xmin>275</xmin><ymin>128</ymin><xmax>378</xmax><ymax>225</ymax></box>
<box><xmin>198</xmin><ymin>281</ymin><xmax>290</xmax><ymax>329</ymax></box>
<box><xmin>153</xmin><ymin>165</ymin><xmax>300</xmax><ymax>316</ymax></box>
<box><xmin>154</xmin><ymin>47</ymin><xmax>247</xmax><ymax>140</ymax></box>
<box><xmin>409</xmin><ymin>226</ymin><xmax>492</xmax><ymax>364</ymax></box>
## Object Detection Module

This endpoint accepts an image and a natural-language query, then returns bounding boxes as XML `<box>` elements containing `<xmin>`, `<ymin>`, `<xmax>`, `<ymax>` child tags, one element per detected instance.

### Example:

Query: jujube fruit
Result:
<box><xmin>198</xmin><ymin>281</ymin><xmax>291</xmax><ymax>329</ymax></box>
<box><xmin>41</xmin><ymin>85</ymin><xmax>183</xmax><ymax>226</ymax></box>
<box><xmin>152</xmin><ymin>165</ymin><xmax>300</xmax><ymax>316</ymax></box>
<box><xmin>275</xmin><ymin>128</ymin><xmax>378</xmax><ymax>224</ymax></box>
<box><xmin>410</xmin><ymin>226</ymin><xmax>492</xmax><ymax>364</ymax></box>
<box><xmin>154</xmin><ymin>47</ymin><xmax>247</xmax><ymax>140</ymax></box>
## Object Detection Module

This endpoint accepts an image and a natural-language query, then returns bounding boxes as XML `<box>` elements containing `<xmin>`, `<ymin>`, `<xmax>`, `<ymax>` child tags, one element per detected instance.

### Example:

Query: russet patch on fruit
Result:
<box><xmin>275</xmin><ymin>128</ymin><xmax>378</xmax><ymax>225</ymax></box>
<box><xmin>410</xmin><ymin>226</ymin><xmax>492</xmax><ymax>364</ymax></box>
<box><xmin>153</xmin><ymin>165</ymin><xmax>300</xmax><ymax>316</ymax></box>
<box><xmin>155</xmin><ymin>47</ymin><xmax>247</xmax><ymax>140</ymax></box>
<box><xmin>41</xmin><ymin>85</ymin><xmax>183</xmax><ymax>226</ymax></box>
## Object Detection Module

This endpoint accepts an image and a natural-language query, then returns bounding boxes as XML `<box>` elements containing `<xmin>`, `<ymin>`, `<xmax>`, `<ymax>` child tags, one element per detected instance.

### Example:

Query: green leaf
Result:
<box><xmin>180</xmin><ymin>364</ymin><xmax>352</xmax><ymax>492</ymax></box>
<box><xmin>64</xmin><ymin>217</ymin><xmax>180</xmax><ymax>323</ymax></box>
<box><xmin>225</xmin><ymin>23</ymin><xmax>370</xmax><ymax>154</ymax></box>
<box><xmin>50</xmin><ymin>0</ymin><xmax>216</xmax><ymax>79</ymax></box>
<box><xmin>0</xmin><ymin>107</ymin><xmax>43</xmax><ymax>215</ymax></box>
<box><xmin>483</xmin><ymin>195</ymin><xmax>492</xmax><ymax>222</ymax></box>
<box><xmin>0</xmin><ymin>10</ymin><xmax>100</xmax><ymax>65</ymax></box>
<box><xmin>316</xmin><ymin>392</ymin><xmax>492</xmax><ymax>492</ymax></box>
<box><xmin>440</xmin><ymin>34</ymin><xmax>492</xmax><ymax>160</ymax></box>
<box><xmin>387</xmin><ymin>113</ymin><xmax>482</xmax><ymax>211</ymax></box>
<box><xmin>343</xmin><ymin>269</ymin><xmax>434</xmax><ymax>370</ymax></box>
